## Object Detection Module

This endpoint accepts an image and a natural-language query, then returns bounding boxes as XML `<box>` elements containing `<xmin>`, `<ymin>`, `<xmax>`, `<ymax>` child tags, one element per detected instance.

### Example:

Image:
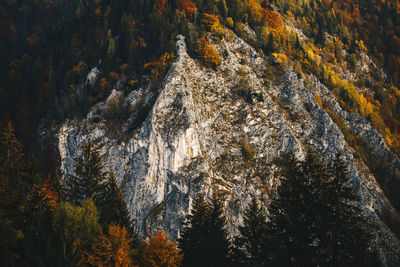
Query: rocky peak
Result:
<box><xmin>58</xmin><ymin>29</ymin><xmax>400</xmax><ymax>264</ymax></box>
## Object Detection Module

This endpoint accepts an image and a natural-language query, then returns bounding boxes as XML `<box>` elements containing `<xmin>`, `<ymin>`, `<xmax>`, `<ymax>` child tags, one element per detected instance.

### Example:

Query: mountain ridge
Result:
<box><xmin>57</xmin><ymin>29</ymin><xmax>400</xmax><ymax>264</ymax></box>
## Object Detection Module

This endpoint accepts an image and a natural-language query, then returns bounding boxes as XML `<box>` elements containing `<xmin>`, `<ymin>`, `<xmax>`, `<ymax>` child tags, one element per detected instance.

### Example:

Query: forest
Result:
<box><xmin>0</xmin><ymin>123</ymin><xmax>379</xmax><ymax>266</ymax></box>
<box><xmin>1</xmin><ymin>0</ymin><xmax>400</xmax><ymax>265</ymax></box>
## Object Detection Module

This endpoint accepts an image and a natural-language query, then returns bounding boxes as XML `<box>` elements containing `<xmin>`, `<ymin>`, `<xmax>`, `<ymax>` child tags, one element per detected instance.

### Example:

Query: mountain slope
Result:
<box><xmin>57</xmin><ymin>28</ymin><xmax>400</xmax><ymax>264</ymax></box>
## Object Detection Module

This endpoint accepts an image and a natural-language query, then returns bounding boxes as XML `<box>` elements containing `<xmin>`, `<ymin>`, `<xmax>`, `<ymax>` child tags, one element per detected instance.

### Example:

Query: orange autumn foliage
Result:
<box><xmin>144</xmin><ymin>52</ymin><xmax>175</xmax><ymax>82</ymax></box>
<box><xmin>195</xmin><ymin>36</ymin><xmax>221</xmax><ymax>69</ymax></box>
<box><xmin>90</xmin><ymin>225</ymin><xmax>134</xmax><ymax>267</ymax></box>
<box><xmin>155</xmin><ymin>0</ymin><xmax>167</xmax><ymax>15</ymax></box>
<box><xmin>140</xmin><ymin>230</ymin><xmax>182</xmax><ymax>267</ymax></box>
<box><xmin>176</xmin><ymin>0</ymin><xmax>197</xmax><ymax>18</ymax></box>
<box><xmin>200</xmin><ymin>13</ymin><xmax>224</xmax><ymax>38</ymax></box>
<box><xmin>200</xmin><ymin>13</ymin><xmax>220</xmax><ymax>30</ymax></box>
<box><xmin>43</xmin><ymin>174</ymin><xmax>58</xmax><ymax>208</ymax></box>
<box><xmin>263</xmin><ymin>8</ymin><xmax>282</xmax><ymax>28</ymax></box>
<box><xmin>247</xmin><ymin>0</ymin><xmax>264</xmax><ymax>24</ymax></box>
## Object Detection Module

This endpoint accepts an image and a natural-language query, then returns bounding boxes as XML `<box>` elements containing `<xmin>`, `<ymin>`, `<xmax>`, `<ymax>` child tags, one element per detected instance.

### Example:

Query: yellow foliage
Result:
<box><xmin>144</xmin><ymin>52</ymin><xmax>175</xmax><ymax>82</ymax></box>
<box><xmin>226</xmin><ymin>17</ymin><xmax>234</xmax><ymax>28</ymax></box>
<box><xmin>201</xmin><ymin>13</ymin><xmax>224</xmax><ymax>38</ymax></box>
<box><xmin>356</xmin><ymin>40</ymin><xmax>368</xmax><ymax>52</ymax></box>
<box><xmin>263</xmin><ymin>8</ymin><xmax>283</xmax><ymax>29</ymax></box>
<box><xmin>176</xmin><ymin>0</ymin><xmax>197</xmax><ymax>19</ymax></box>
<box><xmin>314</xmin><ymin>94</ymin><xmax>322</xmax><ymax>108</ymax></box>
<box><xmin>210</xmin><ymin>22</ymin><xmax>224</xmax><ymax>38</ymax></box>
<box><xmin>241</xmin><ymin>138</ymin><xmax>255</xmax><ymax>161</ymax></box>
<box><xmin>389</xmin><ymin>86</ymin><xmax>400</xmax><ymax>98</ymax></box>
<box><xmin>386</xmin><ymin>135</ymin><xmax>393</xmax><ymax>147</ymax></box>
<box><xmin>247</xmin><ymin>0</ymin><xmax>264</xmax><ymax>25</ymax></box>
<box><xmin>99</xmin><ymin>77</ymin><xmax>109</xmax><ymax>89</ymax></box>
<box><xmin>201</xmin><ymin>13</ymin><xmax>220</xmax><ymax>30</ymax></box>
<box><xmin>95</xmin><ymin>7</ymin><xmax>101</xmax><ymax>17</ymax></box>
<box><xmin>272</xmin><ymin>53</ymin><xmax>288</xmax><ymax>65</ymax></box>
<box><xmin>195</xmin><ymin>36</ymin><xmax>221</xmax><ymax>69</ymax></box>
<box><xmin>73</xmin><ymin>61</ymin><xmax>88</xmax><ymax>75</ymax></box>
<box><xmin>109</xmin><ymin>72</ymin><xmax>119</xmax><ymax>80</ymax></box>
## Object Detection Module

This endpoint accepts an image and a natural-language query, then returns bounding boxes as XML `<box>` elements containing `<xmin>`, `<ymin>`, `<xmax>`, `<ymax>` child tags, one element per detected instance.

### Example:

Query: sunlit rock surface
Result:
<box><xmin>57</xmin><ymin>30</ymin><xmax>400</xmax><ymax>265</ymax></box>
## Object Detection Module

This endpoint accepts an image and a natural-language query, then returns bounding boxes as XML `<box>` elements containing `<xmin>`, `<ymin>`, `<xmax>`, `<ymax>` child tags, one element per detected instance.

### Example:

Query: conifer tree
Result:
<box><xmin>179</xmin><ymin>193</ymin><xmax>210</xmax><ymax>267</ymax></box>
<box><xmin>179</xmin><ymin>191</ymin><xmax>231</xmax><ymax>267</ymax></box>
<box><xmin>64</xmin><ymin>142</ymin><xmax>135</xmax><ymax>239</ymax></box>
<box><xmin>0</xmin><ymin>122</ymin><xmax>30</xmax><ymax>212</ymax></box>
<box><xmin>97</xmin><ymin>173</ymin><xmax>135</xmax><ymax>236</ymax></box>
<box><xmin>266</xmin><ymin>152</ymin><xmax>316</xmax><ymax>266</ymax></box>
<box><xmin>208</xmin><ymin>191</ymin><xmax>231</xmax><ymax>266</ymax></box>
<box><xmin>233</xmin><ymin>198</ymin><xmax>268</xmax><ymax>267</ymax></box>
<box><xmin>318</xmin><ymin>153</ymin><xmax>377</xmax><ymax>266</ymax></box>
<box><xmin>64</xmin><ymin>142</ymin><xmax>105</xmax><ymax>205</ymax></box>
<box><xmin>267</xmin><ymin>151</ymin><xmax>377</xmax><ymax>266</ymax></box>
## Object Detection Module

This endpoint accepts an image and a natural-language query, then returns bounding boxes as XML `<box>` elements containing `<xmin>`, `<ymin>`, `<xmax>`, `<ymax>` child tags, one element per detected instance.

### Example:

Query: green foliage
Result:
<box><xmin>178</xmin><ymin>191</ymin><xmax>231</xmax><ymax>267</ymax></box>
<box><xmin>96</xmin><ymin>173</ymin><xmax>135</xmax><ymax>235</ymax></box>
<box><xmin>266</xmin><ymin>150</ymin><xmax>376</xmax><ymax>266</ymax></box>
<box><xmin>53</xmin><ymin>199</ymin><xmax>102</xmax><ymax>264</ymax></box>
<box><xmin>64</xmin><ymin>142</ymin><xmax>106</xmax><ymax>205</ymax></box>
<box><xmin>241</xmin><ymin>139</ymin><xmax>255</xmax><ymax>161</ymax></box>
<box><xmin>319</xmin><ymin>153</ymin><xmax>375</xmax><ymax>266</ymax></box>
<box><xmin>267</xmin><ymin>152</ymin><xmax>316</xmax><ymax>265</ymax></box>
<box><xmin>64</xmin><ymin>141</ymin><xmax>135</xmax><ymax>238</ymax></box>
<box><xmin>0</xmin><ymin>122</ymin><xmax>30</xmax><ymax>212</ymax></box>
<box><xmin>233</xmin><ymin>198</ymin><xmax>268</xmax><ymax>266</ymax></box>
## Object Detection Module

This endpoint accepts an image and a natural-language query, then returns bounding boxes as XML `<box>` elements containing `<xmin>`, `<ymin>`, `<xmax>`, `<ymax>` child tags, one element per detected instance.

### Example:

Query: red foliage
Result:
<box><xmin>155</xmin><ymin>0</ymin><xmax>167</xmax><ymax>15</ymax></box>
<box><xmin>262</xmin><ymin>8</ymin><xmax>282</xmax><ymax>28</ymax></box>
<box><xmin>43</xmin><ymin>174</ymin><xmax>58</xmax><ymax>208</ymax></box>
<box><xmin>177</xmin><ymin>0</ymin><xmax>197</xmax><ymax>18</ymax></box>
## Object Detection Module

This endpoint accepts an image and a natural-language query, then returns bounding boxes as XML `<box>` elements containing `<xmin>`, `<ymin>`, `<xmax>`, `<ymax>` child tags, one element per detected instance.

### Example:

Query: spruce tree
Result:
<box><xmin>179</xmin><ymin>193</ymin><xmax>210</xmax><ymax>267</ymax></box>
<box><xmin>234</xmin><ymin>198</ymin><xmax>268</xmax><ymax>267</ymax></box>
<box><xmin>267</xmin><ymin>152</ymin><xmax>316</xmax><ymax>266</ymax></box>
<box><xmin>97</xmin><ymin>173</ymin><xmax>135</xmax><ymax>238</ymax></box>
<box><xmin>267</xmin><ymin>151</ymin><xmax>377</xmax><ymax>266</ymax></box>
<box><xmin>64</xmin><ymin>142</ymin><xmax>105</xmax><ymax>205</ymax></box>
<box><xmin>208</xmin><ymin>191</ymin><xmax>231</xmax><ymax>266</ymax></box>
<box><xmin>64</xmin><ymin>142</ymin><xmax>135</xmax><ymax>240</ymax></box>
<box><xmin>179</xmin><ymin>191</ymin><xmax>231</xmax><ymax>267</ymax></box>
<box><xmin>318</xmin><ymin>153</ymin><xmax>376</xmax><ymax>266</ymax></box>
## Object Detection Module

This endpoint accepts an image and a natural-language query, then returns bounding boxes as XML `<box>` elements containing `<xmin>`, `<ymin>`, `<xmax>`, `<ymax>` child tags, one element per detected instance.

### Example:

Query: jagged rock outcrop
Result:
<box><xmin>57</xmin><ymin>30</ymin><xmax>400</xmax><ymax>264</ymax></box>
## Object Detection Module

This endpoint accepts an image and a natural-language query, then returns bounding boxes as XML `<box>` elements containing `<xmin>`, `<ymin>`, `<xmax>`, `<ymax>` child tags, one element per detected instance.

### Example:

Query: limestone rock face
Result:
<box><xmin>57</xmin><ymin>31</ymin><xmax>400</xmax><ymax>264</ymax></box>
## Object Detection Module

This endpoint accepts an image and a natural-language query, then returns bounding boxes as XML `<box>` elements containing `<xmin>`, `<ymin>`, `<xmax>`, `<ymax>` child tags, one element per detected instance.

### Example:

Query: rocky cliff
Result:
<box><xmin>57</xmin><ymin>29</ymin><xmax>400</xmax><ymax>264</ymax></box>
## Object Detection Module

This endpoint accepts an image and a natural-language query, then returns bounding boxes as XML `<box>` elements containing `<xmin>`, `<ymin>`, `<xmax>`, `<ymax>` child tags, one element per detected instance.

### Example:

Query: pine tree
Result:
<box><xmin>208</xmin><ymin>191</ymin><xmax>231</xmax><ymax>266</ymax></box>
<box><xmin>97</xmin><ymin>173</ymin><xmax>135</xmax><ymax>237</ymax></box>
<box><xmin>266</xmin><ymin>152</ymin><xmax>316</xmax><ymax>266</ymax></box>
<box><xmin>179</xmin><ymin>191</ymin><xmax>231</xmax><ymax>267</ymax></box>
<box><xmin>63</xmin><ymin>142</ymin><xmax>135</xmax><ymax>239</ymax></box>
<box><xmin>318</xmin><ymin>153</ymin><xmax>377</xmax><ymax>266</ymax></box>
<box><xmin>63</xmin><ymin>142</ymin><xmax>106</xmax><ymax>205</ymax></box>
<box><xmin>267</xmin><ymin>151</ymin><xmax>377</xmax><ymax>266</ymax></box>
<box><xmin>233</xmin><ymin>198</ymin><xmax>268</xmax><ymax>266</ymax></box>
<box><xmin>0</xmin><ymin>123</ymin><xmax>30</xmax><ymax>265</ymax></box>
<box><xmin>0</xmin><ymin>122</ymin><xmax>29</xmax><ymax>212</ymax></box>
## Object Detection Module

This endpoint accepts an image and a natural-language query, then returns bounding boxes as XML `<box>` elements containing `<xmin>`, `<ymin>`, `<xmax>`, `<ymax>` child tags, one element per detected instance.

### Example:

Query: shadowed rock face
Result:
<box><xmin>57</xmin><ymin>30</ymin><xmax>400</xmax><ymax>264</ymax></box>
